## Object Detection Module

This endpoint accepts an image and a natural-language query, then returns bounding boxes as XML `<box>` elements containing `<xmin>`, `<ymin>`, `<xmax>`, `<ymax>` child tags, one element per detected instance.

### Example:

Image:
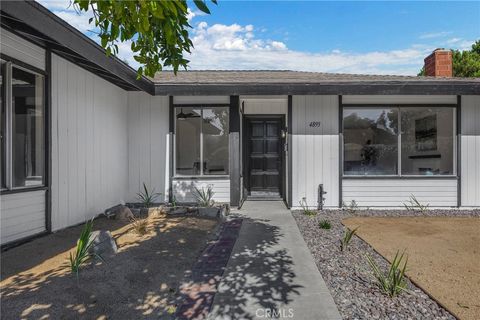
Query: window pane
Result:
<box><xmin>401</xmin><ymin>107</ymin><xmax>455</xmax><ymax>175</ymax></box>
<box><xmin>0</xmin><ymin>61</ymin><xmax>5</xmax><ymax>188</ymax></box>
<box><xmin>344</xmin><ymin>108</ymin><xmax>398</xmax><ymax>175</ymax></box>
<box><xmin>203</xmin><ymin>107</ymin><xmax>229</xmax><ymax>175</ymax></box>
<box><xmin>175</xmin><ymin>107</ymin><xmax>201</xmax><ymax>175</ymax></box>
<box><xmin>12</xmin><ymin>66</ymin><xmax>44</xmax><ymax>187</ymax></box>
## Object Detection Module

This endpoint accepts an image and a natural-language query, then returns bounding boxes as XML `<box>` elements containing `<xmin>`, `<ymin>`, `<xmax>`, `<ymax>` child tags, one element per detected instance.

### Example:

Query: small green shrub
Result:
<box><xmin>137</xmin><ymin>182</ymin><xmax>161</xmax><ymax>207</ymax></box>
<box><xmin>340</xmin><ymin>227</ymin><xmax>358</xmax><ymax>251</ymax></box>
<box><xmin>194</xmin><ymin>185</ymin><xmax>215</xmax><ymax>207</ymax></box>
<box><xmin>366</xmin><ymin>250</ymin><xmax>409</xmax><ymax>297</ymax></box>
<box><xmin>299</xmin><ymin>197</ymin><xmax>317</xmax><ymax>216</ymax></box>
<box><xmin>69</xmin><ymin>219</ymin><xmax>100</xmax><ymax>277</ymax></box>
<box><xmin>343</xmin><ymin>200</ymin><xmax>359</xmax><ymax>214</ymax></box>
<box><xmin>171</xmin><ymin>195</ymin><xmax>177</xmax><ymax>208</ymax></box>
<box><xmin>318</xmin><ymin>219</ymin><xmax>331</xmax><ymax>229</ymax></box>
<box><xmin>403</xmin><ymin>194</ymin><xmax>429</xmax><ymax>211</ymax></box>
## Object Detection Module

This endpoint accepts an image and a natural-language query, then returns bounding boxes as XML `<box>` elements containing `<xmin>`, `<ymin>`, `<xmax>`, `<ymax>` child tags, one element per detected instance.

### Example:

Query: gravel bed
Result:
<box><xmin>293</xmin><ymin>209</ymin><xmax>478</xmax><ymax>320</ymax></box>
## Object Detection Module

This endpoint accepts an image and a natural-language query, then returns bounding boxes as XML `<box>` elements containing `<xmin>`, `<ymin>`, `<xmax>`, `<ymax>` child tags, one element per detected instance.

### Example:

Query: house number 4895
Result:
<box><xmin>309</xmin><ymin>121</ymin><xmax>321</xmax><ymax>127</ymax></box>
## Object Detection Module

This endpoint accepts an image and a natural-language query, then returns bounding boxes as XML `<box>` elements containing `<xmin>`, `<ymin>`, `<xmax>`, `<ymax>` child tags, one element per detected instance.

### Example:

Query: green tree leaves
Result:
<box><xmin>452</xmin><ymin>40</ymin><xmax>480</xmax><ymax>78</ymax></box>
<box><xmin>418</xmin><ymin>40</ymin><xmax>480</xmax><ymax>77</ymax></box>
<box><xmin>74</xmin><ymin>0</ymin><xmax>216</xmax><ymax>78</ymax></box>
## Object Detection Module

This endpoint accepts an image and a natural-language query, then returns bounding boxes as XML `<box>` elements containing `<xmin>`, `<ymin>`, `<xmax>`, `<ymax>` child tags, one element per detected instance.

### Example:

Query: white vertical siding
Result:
<box><xmin>342</xmin><ymin>179</ymin><xmax>458</xmax><ymax>207</ymax></box>
<box><xmin>172</xmin><ymin>179</ymin><xmax>230</xmax><ymax>203</ymax></box>
<box><xmin>127</xmin><ymin>92</ymin><xmax>169</xmax><ymax>202</ymax></box>
<box><xmin>51</xmin><ymin>54</ymin><xmax>128</xmax><ymax>231</ymax></box>
<box><xmin>461</xmin><ymin>95</ymin><xmax>480</xmax><ymax>207</ymax></box>
<box><xmin>0</xmin><ymin>28</ymin><xmax>45</xmax><ymax>70</ymax></box>
<box><xmin>292</xmin><ymin>96</ymin><xmax>339</xmax><ymax>208</ymax></box>
<box><xmin>1</xmin><ymin>190</ymin><xmax>46</xmax><ymax>244</ymax></box>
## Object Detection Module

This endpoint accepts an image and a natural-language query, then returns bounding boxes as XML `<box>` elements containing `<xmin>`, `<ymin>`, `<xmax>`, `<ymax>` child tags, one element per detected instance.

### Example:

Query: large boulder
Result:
<box><xmin>109</xmin><ymin>205</ymin><xmax>134</xmax><ymax>222</ymax></box>
<box><xmin>88</xmin><ymin>230</ymin><xmax>117</xmax><ymax>257</ymax></box>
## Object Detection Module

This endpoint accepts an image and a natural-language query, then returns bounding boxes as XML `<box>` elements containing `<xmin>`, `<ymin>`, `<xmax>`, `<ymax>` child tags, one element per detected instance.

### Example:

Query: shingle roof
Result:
<box><xmin>152</xmin><ymin>70</ymin><xmax>480</xmax><ymax>84</ymax></box>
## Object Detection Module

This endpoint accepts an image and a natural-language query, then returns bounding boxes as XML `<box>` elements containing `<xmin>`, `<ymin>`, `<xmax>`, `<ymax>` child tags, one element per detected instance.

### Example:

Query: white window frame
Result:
<box><xmin>1</xmin><ymin>59</ymin><xmax>46</xmax><ymax>191</ymax></box>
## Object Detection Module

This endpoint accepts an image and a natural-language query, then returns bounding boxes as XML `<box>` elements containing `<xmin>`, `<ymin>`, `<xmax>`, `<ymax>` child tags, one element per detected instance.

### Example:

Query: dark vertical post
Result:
<box><xmin>338</xmin><ymin>95</ymin><xmax>343</xmax><ymax>208</ymax></box>
<box><xmin>287</xmin><ymin>95</ymin><xmax>293</xmax><ymax>208</ymax></box>
<box><xmin>168</xmin><ymin>96</ymin><xmax>174</xmax><ymax>203</ymax></box>
<box><xmin>45</xmin><ymin>49</ymin><xmax>52</xmax><ymax>233</ymax></box>
<box><xmin>229</xmin><ymin>95</ymin><xmax>240</xmax><ymax>207</ymax></box>
<box><xmin>457</xmin><ymin>95</ymin><xmax>462</xmax><ymax>208</ymax></box>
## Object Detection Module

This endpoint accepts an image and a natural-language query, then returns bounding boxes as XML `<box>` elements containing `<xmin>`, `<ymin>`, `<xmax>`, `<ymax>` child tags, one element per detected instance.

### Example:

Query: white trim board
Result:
<box><xmin>342</xmin><ymin>95</ymin><xmax>457</xmax><ymax>105</ymax></box>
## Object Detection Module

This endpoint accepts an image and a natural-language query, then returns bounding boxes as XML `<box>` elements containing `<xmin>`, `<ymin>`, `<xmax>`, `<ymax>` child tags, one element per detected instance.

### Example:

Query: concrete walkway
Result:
<box><xmin>208</xmin><ymin>201</ymin><xmax>341</xmax><ymax>320</ymax></box>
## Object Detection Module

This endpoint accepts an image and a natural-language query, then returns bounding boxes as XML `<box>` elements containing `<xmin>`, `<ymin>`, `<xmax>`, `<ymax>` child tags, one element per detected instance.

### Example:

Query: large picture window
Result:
<box><xmin>175</xmin><ymin>106</ymin><xmax>229</xmax><ymax>176</ymax></box>
<box><xmin>343</xmin><ymin>106</ymin><xmax>455</xmax><ymax>176</ymax></box>
<box><xmin>0</xmin><ymin>60</ymin><xmax>45</xmax><ymax>190</ymax></box>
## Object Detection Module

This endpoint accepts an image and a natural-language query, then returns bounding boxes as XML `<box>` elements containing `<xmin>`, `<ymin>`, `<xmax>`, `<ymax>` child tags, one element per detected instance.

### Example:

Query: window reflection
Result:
<box><xmin>401</xmin><ymin>107</ymin><xmax>454</xmax><ymax>175</ymax></box>
<box><xmin>175</xmin><ymin>107</ymin><xmax>201</xmax><ymax>175</ymax></box>
<box><xmin>343</xmin><ymin>108</ymin><xmax>398</xmax><ymax>175</ymax></box>
<box><xmin>203</xmin><ymin>107</ymin><xmax>229</xmax><ymax>175</ymax></box>
<box><xmin>175</xmin><ymin>106</ymin><xmax>229</xmax><ymax>176</ymax></box>
<box><xmin>12</xmin><ymin>66</ymin><xmax>44</xmax><ymax>187</ymax></box>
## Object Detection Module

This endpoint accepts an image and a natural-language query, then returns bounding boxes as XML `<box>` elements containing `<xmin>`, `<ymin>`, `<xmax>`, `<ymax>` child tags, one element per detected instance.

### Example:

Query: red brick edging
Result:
<box><xmin>175</xmin><ymin>219</ymin><xmax>243</xmax><ymax>319</ymax></box>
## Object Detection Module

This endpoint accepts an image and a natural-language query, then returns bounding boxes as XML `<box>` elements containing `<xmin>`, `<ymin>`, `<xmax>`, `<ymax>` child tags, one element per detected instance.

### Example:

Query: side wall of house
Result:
<box><xmin>50</xmin><ymin>54</ymin><xmax>128</xmax><ymax>231</ymax></box>
<box><xmin>461</xmin><ymin>95</ymin><xmax>480</xmax><ymax>207</ymax></box>
<box><xmin>341</xmin><ymin>95</ymin><xmax>458</xmax><ymax>208</ymax></box>
<box><xmin>291</xmin><ymin>95</ymin><xmax>340</xmax><ymax>208</ymax></box>
<box><xmin>126</xmin><ymin>92</ymin><xmax>170</xmax><ymax>203</ymax></box>
<box><xmin>0</xmin><ymin>28</ymin><xmax>47</xmax><ymax>244</ymax></box>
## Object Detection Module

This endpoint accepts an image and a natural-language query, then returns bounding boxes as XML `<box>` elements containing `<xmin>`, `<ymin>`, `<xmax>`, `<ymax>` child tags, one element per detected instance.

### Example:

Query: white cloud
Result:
<box><xmin>186</xmin><ymin>22</ymin><xmax>432</xmax><ymax>75</ymax></box>
<box><xmin>445</xmin><ymin>38</ymin><xmax>474</xmax><ymax>50</ymax></box>
<box><xmin>55</xmin><ymin>10</ymin><xmax>95</xmax><ymax>34</ymax></box>
<box><xmin>38</xmin><ymin>1</ymin><xmax>475</xmax><ymax>76</ymax></box>
<box><xmin>419</xmin><ymin>31</ymin><xmax>452</xmax><ymax>39</ymax></box>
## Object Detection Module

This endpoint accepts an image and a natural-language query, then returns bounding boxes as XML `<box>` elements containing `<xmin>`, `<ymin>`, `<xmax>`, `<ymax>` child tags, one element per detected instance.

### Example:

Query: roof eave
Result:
<box><xmin>1</xmin><ymin>0</ymin><xmax>154</xmax><ymax>94</ymax></box>
<box><xmin>154</xmin><ymin>82</ymin><xmax>480</xmax><ymax>96</ymax></box>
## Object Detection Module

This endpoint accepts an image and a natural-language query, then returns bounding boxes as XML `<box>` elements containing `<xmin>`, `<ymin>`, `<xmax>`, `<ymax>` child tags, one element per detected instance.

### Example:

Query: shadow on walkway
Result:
<box><xmin>208</xmin><ymin>215</ymin><xmax>303</xmax><ymax>320</ymax></box>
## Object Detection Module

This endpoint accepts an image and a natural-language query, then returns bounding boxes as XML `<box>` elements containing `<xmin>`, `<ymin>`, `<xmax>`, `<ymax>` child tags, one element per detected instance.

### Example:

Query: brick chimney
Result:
<box><xmin>424</xmin><ymin>48</ymin><xmax>453</xmax><ymax>77</ymax></box>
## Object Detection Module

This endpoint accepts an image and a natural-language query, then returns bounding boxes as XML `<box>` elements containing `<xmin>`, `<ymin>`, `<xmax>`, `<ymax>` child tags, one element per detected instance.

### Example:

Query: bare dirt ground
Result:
<box><xmin>1</xmin><ymin>214</ymin><xmax>218</xmax><ymax>319</ymax></box>
<box><xmin>343</xmin><ymin>216</ymin><xmax>480</xmax><ymax>320</ymax></box>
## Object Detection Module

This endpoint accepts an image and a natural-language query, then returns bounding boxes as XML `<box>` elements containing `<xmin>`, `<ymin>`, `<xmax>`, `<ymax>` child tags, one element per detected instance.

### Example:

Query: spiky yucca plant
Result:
<box><xmin>137</xmin><ymin>182</ymin><xmax>161</xmax><ymax>207</ymax></box>
<box><xmin>299</xmin><ymin>197</ymin><xmax>317</xmax><ymax>216</ymax></box>
<box><xmin>403</xmin><ymin>194</ymin><xmax>429</xmax><ymax>211</ymax></box>
<box><xmin>69</xmin><ymin>219</ymin><xmax>100</xmax><ymax>277</ymax></box>
<box><xmin>194</xmin><ymin>185</ymin><xmax>215</xmax><ymax>207</ymax></box>
<box><xmin>366</xmin><ymin>250</ymin><xmax>409</xmax><ymax>297</ymax></box>
<box><xmin>340</xmin><ymin>227</ymin><xmax>358</xmax><ymax>251</ymax></box>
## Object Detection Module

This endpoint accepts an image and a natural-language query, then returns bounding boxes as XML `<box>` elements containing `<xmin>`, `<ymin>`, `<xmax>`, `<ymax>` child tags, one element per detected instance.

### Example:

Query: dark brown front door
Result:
<box><xmin>246</xmin><ymin>117</ymin><xmax>283</xmax><ymax>197</ymax></box>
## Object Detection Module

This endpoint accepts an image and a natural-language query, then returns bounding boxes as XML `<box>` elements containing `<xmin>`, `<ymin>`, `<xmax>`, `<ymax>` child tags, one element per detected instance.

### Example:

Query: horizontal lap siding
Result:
<box><xmin>1</xmin><ymin>190</ymin><xmax>46</xmax><ymax>243</ymax></box>
<box><xmin>342</xmin><ymin>179</ymin><xmax>458</xmax><ymax>207</ymax></box>
<box><xmin>51</xmin><ymin>54</ymin><xmax>128</xmax><ymax>231</ymax></box>
<box><xmin>461</xmin><ymin>96</ymin><xmax>480</xmax><ymax>207</ymax></box>
<box><xmin>292</xmin><ymin>96</ymin><xmax>339</xmax><ymax>208</ymax></box>
<box><xmin>0</xmin><ymin>28</ymin><xmax>45</xmax><ymax>70</ymax></box>
<box><xmin>0</xmin><ymin>29</ymin><xmax>46</xmax><ymax>244</ymax></box>
<box><xmin>173</xmin><ymin>179</ymin><xmax>230</xmax><ymax>203</ymax></box>
<box><xmin>127</xmin><ymin>93</ymin><xmax>169</xmax><ymax>202</ymax></box>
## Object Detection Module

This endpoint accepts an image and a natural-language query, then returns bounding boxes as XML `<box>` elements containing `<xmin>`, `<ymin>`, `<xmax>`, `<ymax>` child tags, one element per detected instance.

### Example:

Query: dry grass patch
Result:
<box><xmin>1</xmin><ymin>214</ymin><xmax>218</xmax><ymax>319</ymax></box>
<box><xmin>343</xmin><ymin>216</ymin><xmax>480</xmax><ymax>320</ymax></box>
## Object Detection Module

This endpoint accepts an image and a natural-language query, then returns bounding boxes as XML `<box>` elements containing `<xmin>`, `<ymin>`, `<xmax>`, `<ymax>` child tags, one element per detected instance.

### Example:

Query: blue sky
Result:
<box><xmin>40</xmin><ymin>1</ymin><xmax>480</xmax><ymax>75</ymax></box>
